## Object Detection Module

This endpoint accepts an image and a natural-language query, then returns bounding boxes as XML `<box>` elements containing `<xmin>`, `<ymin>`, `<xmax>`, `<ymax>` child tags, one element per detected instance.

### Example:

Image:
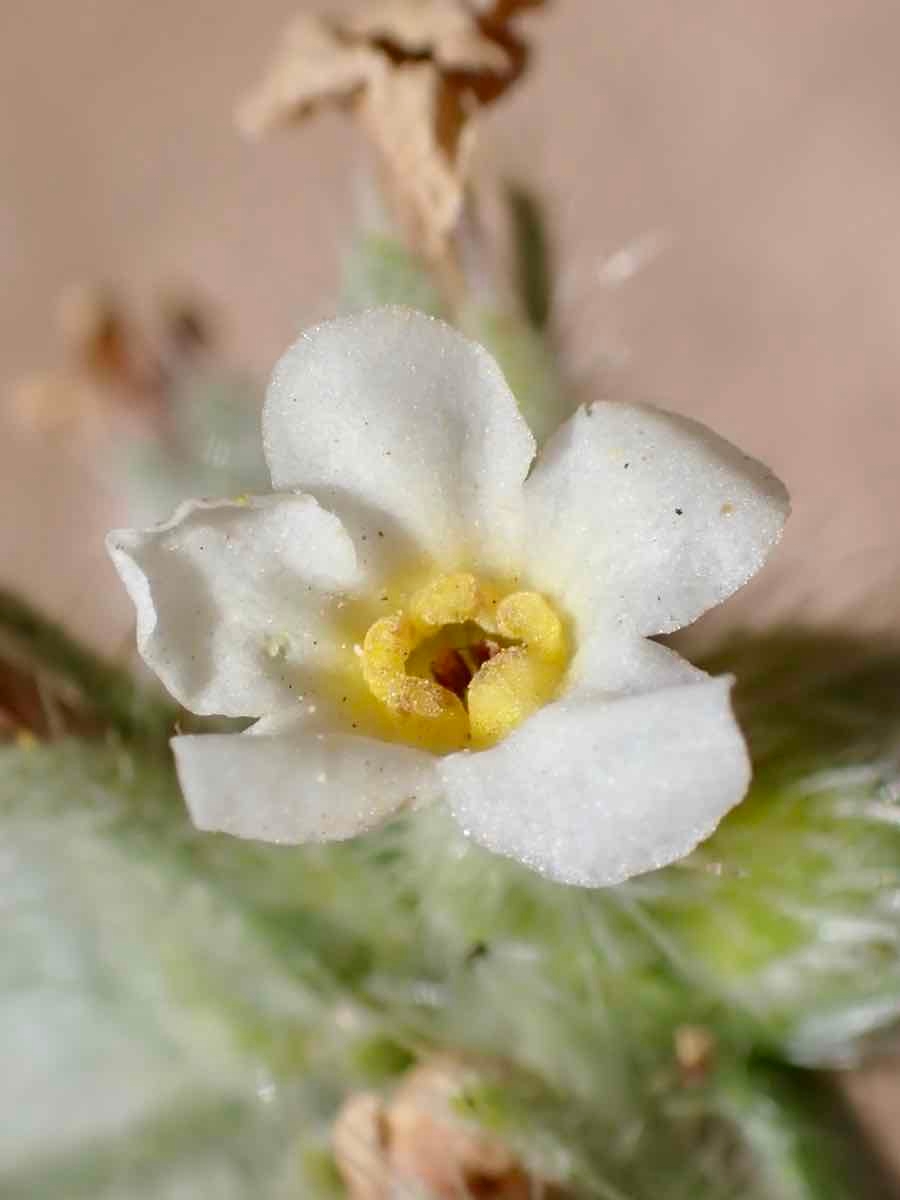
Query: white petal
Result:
<box><xmin>439</xmin><ymin>669</ymin><xmax>749</xmax><ymax>887</ymax></box>
<box><xmin>107</xmin><ymin>494</ymin><xmax>360</xmax><ymax>718</ymax></box>
<box><xmin>173</xmin><ymin>711</ymin><xmax>441</xmax><ymax>844</ymax></box>
<box><xmin>568</xmin><ymin>627</ymin><xmax>706</xmax><ymax>695</ymax></box>
<box><xmin>263</xmin><ymin>308</ymin><xmax>535</xmax><ymax>575</ymax></box>
<box><xmin>524</xmin><ymin>403</ymin><xmax>789</xmax><ymax>637</ymax></box>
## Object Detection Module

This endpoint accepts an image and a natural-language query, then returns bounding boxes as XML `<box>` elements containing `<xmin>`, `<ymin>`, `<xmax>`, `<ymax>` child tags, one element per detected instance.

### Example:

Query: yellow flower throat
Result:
<box><xmin>359</xmin><ymin>572</ymin><xmax>568</xmax><ymax>753</ymax></box>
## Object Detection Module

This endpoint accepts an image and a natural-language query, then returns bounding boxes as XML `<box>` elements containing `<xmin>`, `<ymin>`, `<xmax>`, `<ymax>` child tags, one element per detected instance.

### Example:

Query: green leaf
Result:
<box><xmin>0</xmin><ymin>740</ymin><xmax>347</xmax><ymax>1197</ymax></box>
<box><xmin>506</xmin><ymin>182</ymin><xmax>553</xmax><ymax>330</ymax></box>
<box><xmin>460</xmin><ymin>306</ymin><xmax>574</xmax><ymax>444</ymax></box>
<box><xmin>6</xmin><ymin>628</ymin><xmax>900</xmax><ymax>1197</ymax></box>
<box><xmin>122</xmin><ymin>368</ymin><xmax>270</xmax><ymax>527</ymax></box>
<box><xmin>632</xmin><ymin>631</ymin><xmax>900</xmax><ymax>1064</ymax></box>
<box><xmin>339</xmin><ymin>232</ymin><xmax>445</xmax><ymax>317</ymax></box>
<box><xmin>716</xmin><ymin>1061</ymin><xmax>898</xmax><ymax>1200</ymax></box>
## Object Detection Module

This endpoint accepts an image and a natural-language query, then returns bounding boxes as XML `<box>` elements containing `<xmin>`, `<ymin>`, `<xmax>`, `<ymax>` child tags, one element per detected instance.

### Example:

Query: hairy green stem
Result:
<box><xmin>507</xmin><ymin>182</ymin><xmax>553</xmax><ymax>330</ymax></box>
<box><xmin>717</xmin><ymin>1062</ymin><xmax>899</xmax><ymax>1200</ymax></box>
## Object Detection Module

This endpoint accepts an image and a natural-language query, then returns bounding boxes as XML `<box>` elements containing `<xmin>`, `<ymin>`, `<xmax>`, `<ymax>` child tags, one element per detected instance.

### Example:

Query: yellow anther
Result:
<box><xmin>361</xmin><ymin>613</ymin><xmax>419</xmax><ymax>702</ymax></box>
<box><xmin>357</xmin><ymin>575</ymin><xmax>567</xmax><ymax>753</ymax></box>
<box><xmin>389</xmin><ymin>675</ymin><xmax>452</xmax><ymax>718</ymax></box>
<box><xmin>360</xmin><ymin>612</ymin><xmax>467</xmax><ymax>749</ymax></box>
<box><xmin>410</xmin><ymin>572</ymin><xmax>480</xmax><ymax>628</ymax></box>
<box><xmin>388</xmin><ymin>676</ymin><xmax>468</xmax><ymax>747</ymax></box>
<box><xmin>467</xmin><ymin>647</ymin><xmax>552</xmax><ymax>748</ymax></box>
<box><xmin>496</xmin><ymin>591</ymin><xmax>564</xmax><ymax>659</ymax></box>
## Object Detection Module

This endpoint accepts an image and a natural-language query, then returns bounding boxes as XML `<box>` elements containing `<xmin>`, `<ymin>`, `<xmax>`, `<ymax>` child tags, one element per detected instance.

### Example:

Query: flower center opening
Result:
<box><xmin>359</xmin><ymin>572</ymin><xmax>568</xmax><ymax>752</ymax></box>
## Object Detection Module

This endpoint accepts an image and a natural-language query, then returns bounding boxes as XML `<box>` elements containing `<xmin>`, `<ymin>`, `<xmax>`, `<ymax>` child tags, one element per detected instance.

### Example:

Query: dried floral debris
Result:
<box><xmin>238</xmin><ymin>1</ymin><xmax>546</xmax><ymax>270</ymax></box>
<box><xmin>343</xmin><ymin>0</ymin><xmax>511</xmax><ymax>75</ymax></box>
<box><xmin>7</xmin><ymin>285</ymin><xmax>213</xmax><ymax>438</ymax></box>
<box><xmin>333</xmin><ymin>1056</ymin><xmax>567</xmax><ymax>1200</ymax></box>
<box><xmin>236</xmin><ymin>15</ymin><xmax>383</xmax><ymax>137</ymax></box>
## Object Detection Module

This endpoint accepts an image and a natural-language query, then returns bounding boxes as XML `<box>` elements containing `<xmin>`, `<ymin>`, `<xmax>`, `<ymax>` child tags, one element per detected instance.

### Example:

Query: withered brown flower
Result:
<box><xmin>9</xmin><ymin>285</ymin><xmax>211</xmax><ymax>438</ymax></box>
<box><xmin>8</xmin><ymin>285</ymin><xmax>131</xmax><ymax>436</ymax></box>
<box><xmin>332</xmin><ymin>1055</ymin><xmax>566</xmax><ymax>1200</ymax></box>
<box><xmin>237</xmin><ymin>1</ymin><xmax>546</xmax><ymax>278</ymax></box>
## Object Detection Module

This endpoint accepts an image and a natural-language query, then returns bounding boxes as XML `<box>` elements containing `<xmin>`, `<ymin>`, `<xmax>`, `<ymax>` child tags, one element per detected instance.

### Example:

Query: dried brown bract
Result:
<box><xmin>332</xmin><ymin>1055</ymin><xmax>566</xmax><ymax>1200</ymax></box>
<box><xmin>237</xmin><ymin>16</ymin><xmax>383</xmax><ymax>137</ymax></box>
<box><xmin>8</xmin><ymin>285</ymin><xmax>213</xmax><ymax>438</ymax></box>
<box><xmin>57</xmin><ymin>284</ymin><xmax>131</xmax><ymax>381</ymax></box>
<box><xmin>10</xmin><ymin>371</ymin><xmax>102</xmax><ymax>437</ymax></box>
<box><xmin>344</xmin><ymin>0</ymin><xmax>511</xmax><ymax>76</ymax></box>
<box><xmin>331</xmin><ymin>1092</ymin><xmax>392</xmax><ymax>1200</ymax></box>
<box><xmin>674</xmin><ymin>1024</ymin><xmax>717</xmax><ymax>1086</ymax></box>
<box><xmin>0</xmin><ymin>657</ymin><xmax>101</xmax><ymax>744</ymax></box>
<box><xmin>238</xmin><ymin>1</ymin><xmax>546</xmax><ymax>278</ymax></box>
<box><xmin>469</xmin><ymin>0</ymin><xmax>545</xmax><ymax>16</ymax></box>
<box><xmin>8</xmin><ymin>285</ymin><xmax>130</xmax><ymax>436</ymax></box>
<box><xmin>358</xmin><ymin>61</ymin><xmax>476</xmax><ymax>267</ymax></box>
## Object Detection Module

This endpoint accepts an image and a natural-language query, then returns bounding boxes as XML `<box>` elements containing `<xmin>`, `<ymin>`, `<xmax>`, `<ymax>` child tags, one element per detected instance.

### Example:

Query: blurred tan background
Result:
<box><xmin>3</xmin><ymin>0</ymin><xmax>900</xmax><ymax>644</ymax></box>
<box><xmin>3</xmin><ymin>0</ymin><xmax>900</xmax><ymax>646</ymax></box>
<box><xmin>2</xmin><ymin>0</ymin><xmax>900</xmax><ymax>1169</ymax></box>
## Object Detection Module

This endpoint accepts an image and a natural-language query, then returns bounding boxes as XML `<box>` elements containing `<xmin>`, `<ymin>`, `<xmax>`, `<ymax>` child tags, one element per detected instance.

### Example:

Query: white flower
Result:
<box><xmin>107</xmin><ymin>308</ymin><xmax>788</xmax><ymax>887</ymax></box>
